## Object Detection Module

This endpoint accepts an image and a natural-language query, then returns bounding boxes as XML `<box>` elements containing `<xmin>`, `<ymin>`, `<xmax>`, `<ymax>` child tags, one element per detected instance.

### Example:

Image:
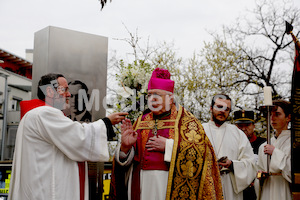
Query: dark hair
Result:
<box><xmin>68</xmin><ymin>80</ymin><xmax>89</xmax><ymax>111</ymax></box>
<box><xmin>273</xmin><ymin>99</ymin><xmax>291</xmax><ymax>117</ymax></box>
<box><xmin>68</xmin><ymin>80</ymin><xmax>88</xmax><ymax>92</ymax></box>
<box><xmin>211</xmin><ymin>94</ymin><xmax>232</xmax><ymax>108</ymax></box>
<box><xmin>37</xmin><ymin>73</ymin><xmax>65</xmax><ymax>100</ymax></box>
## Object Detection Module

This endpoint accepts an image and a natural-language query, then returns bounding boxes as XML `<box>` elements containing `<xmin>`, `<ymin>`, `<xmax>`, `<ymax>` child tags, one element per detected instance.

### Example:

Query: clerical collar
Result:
<box><xmin>153</xmin><ymin>110</ymin><xmax>171</xmax><ymax>120</ymax></box>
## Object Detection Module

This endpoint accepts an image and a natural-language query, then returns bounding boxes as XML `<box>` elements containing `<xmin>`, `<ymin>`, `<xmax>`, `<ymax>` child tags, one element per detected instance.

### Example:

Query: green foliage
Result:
<box><xmin>114</xmin><ymin>59</ymin><xmax>154</xmax><ymax>122</ymax></box>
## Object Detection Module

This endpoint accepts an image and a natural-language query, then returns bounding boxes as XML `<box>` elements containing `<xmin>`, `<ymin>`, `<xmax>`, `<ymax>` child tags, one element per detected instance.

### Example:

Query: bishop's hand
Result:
<box><xmin>120</xmin><ymin>118</ymin><xmax>137</xmax><ymax>154</ymax></box>
<box><xmin>146</xmin><ymin>136</ymin><xmax>166</xmax><ymax>152</ymax></box>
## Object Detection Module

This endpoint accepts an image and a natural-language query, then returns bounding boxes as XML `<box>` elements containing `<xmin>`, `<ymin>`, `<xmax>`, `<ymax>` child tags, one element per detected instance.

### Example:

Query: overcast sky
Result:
<box><xmin>1</xmin><ymin>0</ymin><xmax>300</xmax><ymax>61</ymax></box>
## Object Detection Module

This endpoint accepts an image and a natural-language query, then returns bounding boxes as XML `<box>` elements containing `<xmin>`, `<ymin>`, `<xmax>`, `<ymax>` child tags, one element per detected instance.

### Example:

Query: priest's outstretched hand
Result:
<box><xmin>120</xmin><ymin>118</ymin><xmax>138</xmax><ymax>154</ymax></box>
<box><xmin>107</xmin><ymin>112</ymin><xmax>129</xmax><ymax>125</ymax></box>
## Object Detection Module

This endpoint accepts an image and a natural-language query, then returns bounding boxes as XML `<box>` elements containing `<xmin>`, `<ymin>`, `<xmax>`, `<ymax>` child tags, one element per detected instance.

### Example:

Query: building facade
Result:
<box><xmin>0</xmin><ymin>48</ymin><xmax>32</xmax><ymax>161</ymax></box>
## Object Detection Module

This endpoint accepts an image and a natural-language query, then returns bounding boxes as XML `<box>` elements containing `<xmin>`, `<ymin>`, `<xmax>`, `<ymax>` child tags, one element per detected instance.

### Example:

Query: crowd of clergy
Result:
<box><xmin>110</xmin><ymin>68</ymin><xmax>292</xmax><ymax>200</ymax></box>
<box><xmin>7</xmin><ymin>68</ymin><xmax>292</xmax><ymax>200</ymax></box>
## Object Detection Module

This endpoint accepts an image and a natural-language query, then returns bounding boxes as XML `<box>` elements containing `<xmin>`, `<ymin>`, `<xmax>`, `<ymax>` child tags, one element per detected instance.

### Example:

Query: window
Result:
<box><xmin>11</xmin><ymin>96</ymin><xmax>22</xmax><ymax>111</ymax></box>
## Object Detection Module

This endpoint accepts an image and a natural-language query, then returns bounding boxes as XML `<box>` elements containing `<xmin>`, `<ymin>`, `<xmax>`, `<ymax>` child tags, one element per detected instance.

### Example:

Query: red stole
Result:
<box><xmin>78</xmin><ymin>162</ymin><xmax>85</xmax><ymax>200</ymax></box>
<box><xmin>20</xmin><ymin>99</ymin><xmax>46</xmax><ymax>119</ymax></box>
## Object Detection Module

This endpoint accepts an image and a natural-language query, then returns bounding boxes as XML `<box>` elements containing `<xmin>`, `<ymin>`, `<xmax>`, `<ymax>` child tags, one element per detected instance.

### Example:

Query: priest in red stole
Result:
<box><xmin>109</xmin><ymin>68</ymin><xmax>223</xmax><ymax>200</ymax></box>
<box><xmin>8</xmin><ymin>73</ymin><xmax>127</xmax><ymax>200</ymax></box>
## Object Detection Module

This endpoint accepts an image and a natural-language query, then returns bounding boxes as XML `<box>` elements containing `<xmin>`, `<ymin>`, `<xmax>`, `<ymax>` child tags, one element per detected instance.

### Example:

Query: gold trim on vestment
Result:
<box><xmin>199</xmin><ymin>144</ymin><xmax>209</xmax><ymax>198</ymax></box>
<box><xmin>134</xmin><ymin>105</ymin><xmax>178</xmax><ymax>153</ymax></box>
<box><xmin>166</xmin><ymin>105</ymin><xmax>183</xmax><ymax>200</ymax></box>
<box><xmin>137</xmin><ymin>119</ymin><xmax>176</xmax><ymax>130</ymax></box>
<box><xmin>134</xmin><ymin>115</ymin><xmax>143</xmax><ymax>131</ymax></box>
<box><xmin>165</xmin><ymin>108</ymin><xmax>223</xmax><ymax>199</ymax></box>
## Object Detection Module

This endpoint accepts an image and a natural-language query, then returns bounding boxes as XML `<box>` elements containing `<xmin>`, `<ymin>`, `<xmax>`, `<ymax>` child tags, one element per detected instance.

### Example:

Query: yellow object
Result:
<box><xmin>102</xmin><ymin>169</ymin><xmax>111</xmax><ymax>200</ymax></box>
<box><xmin>102</xmin><ymin>179</ymin><xmax>111</xmax><ymax>200</ymax></box>
<box><xmin>0</xmin><ymin>188</ymin><xmax>9</xmax><ymax>193</ymax></box>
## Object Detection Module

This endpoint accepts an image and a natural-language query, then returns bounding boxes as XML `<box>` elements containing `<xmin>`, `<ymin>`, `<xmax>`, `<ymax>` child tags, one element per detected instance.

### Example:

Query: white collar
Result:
<box><xmin>208</xmin><ymin>120</ymin><xmax>228</xmax><ymax>129</ymax></box>
<box><xmin>276</xmin><ymin>129</ymin><xmax>290</xmax><ymax>138</ymax></box>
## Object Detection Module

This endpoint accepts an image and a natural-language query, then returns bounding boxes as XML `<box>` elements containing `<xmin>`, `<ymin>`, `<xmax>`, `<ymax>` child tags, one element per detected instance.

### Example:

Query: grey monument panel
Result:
<box><xmin>32</xmin><ymin>26</ymin><xmax>108</xmax><ymax>120</ymax></box>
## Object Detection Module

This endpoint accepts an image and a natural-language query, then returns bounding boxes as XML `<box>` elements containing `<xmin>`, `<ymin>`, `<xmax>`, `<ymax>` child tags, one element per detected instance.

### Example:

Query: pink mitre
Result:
<box><xmin>148</xmin><ymin>68</ymin><xmax>174</xmax><ymax>93</ymax></box>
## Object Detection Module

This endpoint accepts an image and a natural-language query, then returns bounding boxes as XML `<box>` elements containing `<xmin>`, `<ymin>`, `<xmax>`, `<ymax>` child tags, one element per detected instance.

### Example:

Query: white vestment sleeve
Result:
<box><xmin>36</xmin><ymin>106</ymin><xmax>109</xmax><ymax>162</ymax></box>
<box><xmin>164</xmin><ymin>139</ymin><xmax>174</xmax><ymax>162</ymax></box>
<box><xmin>115</xmin><ymin>143</ymin><xmax>135</xmax><ymax>166</ymax></box>
<box><xmin>270</xmin><ymin>142</ymin><xmax>291</xmax><ymax>183</ymax></box>
<box><xmin>257</xmin><ymin>142</ymin><xmax>267</xmax><ymax>171</ymax></box>
<box><xmin>230</xmin><ymin>128</ymin><xmax>257</xmax><ymax>194</ymax></box>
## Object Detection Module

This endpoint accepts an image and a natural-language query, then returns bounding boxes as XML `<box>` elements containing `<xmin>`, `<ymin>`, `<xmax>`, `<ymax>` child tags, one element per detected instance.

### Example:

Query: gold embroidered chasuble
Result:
<box><xmin>132</xmin><ymin>104</ymin><xmax>223</xmax><ymax>199</ymax></box>
<box><xmin>109</xmin><ymin>104</ymin><xmax>223</xmax><ymax>200</ymax></box>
